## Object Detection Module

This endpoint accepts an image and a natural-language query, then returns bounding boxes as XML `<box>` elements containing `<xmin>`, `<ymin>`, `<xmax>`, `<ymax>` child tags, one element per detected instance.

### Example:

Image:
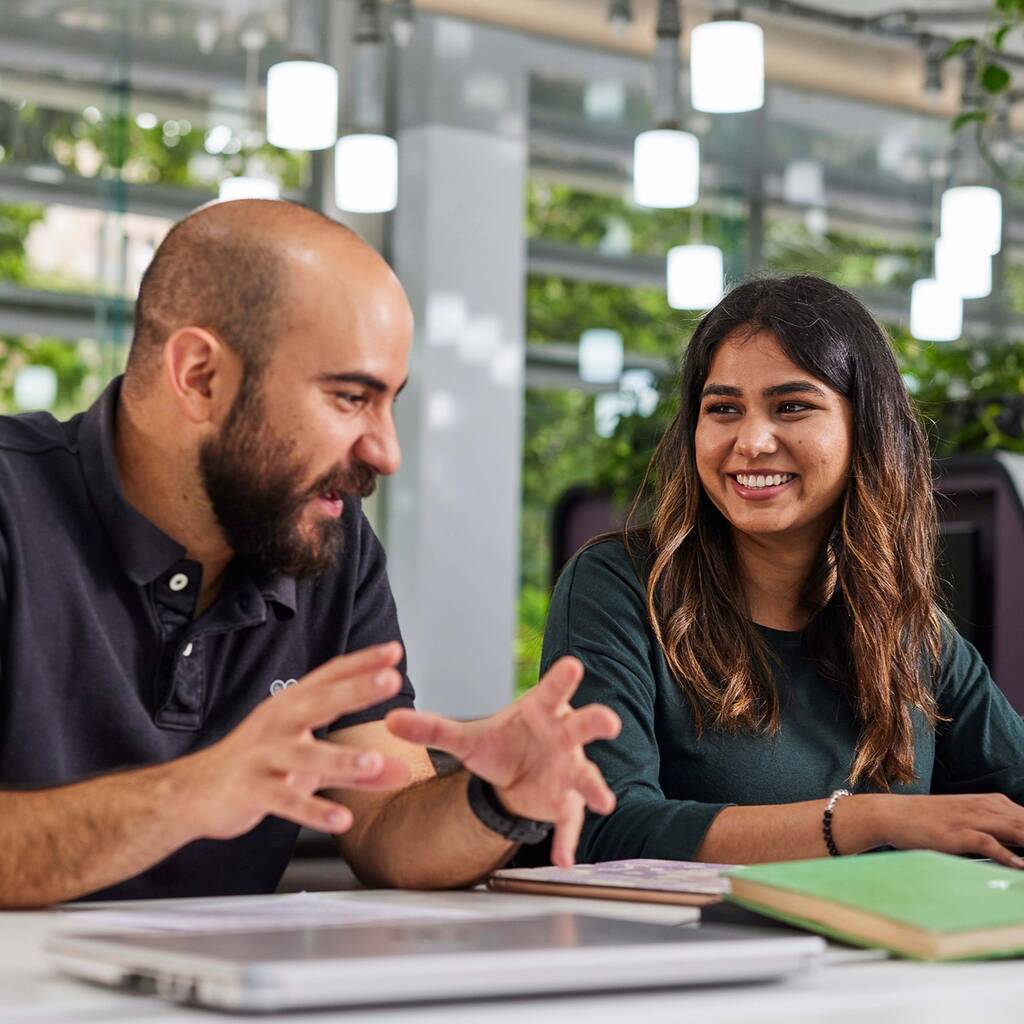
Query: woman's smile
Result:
<box><xmin>728</xmin><ymin>471</ymin><xmax>798</xmax><ymax>501</ymax></box>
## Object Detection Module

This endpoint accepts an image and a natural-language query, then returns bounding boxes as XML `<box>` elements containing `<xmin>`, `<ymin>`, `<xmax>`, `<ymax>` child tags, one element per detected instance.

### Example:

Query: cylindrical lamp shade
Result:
<box><xmin>266</xmin><ymin>61</ymin><xmax>339</xmax><ymax>151</ymax></box>
<box><xmin>578</xmin><ymin>329</ymin><xmax>624</xmax><ymax>384</ymax></box>
<box><xmin>783</xmin><ymin>159</ymin><xmax>825</xmax><ymax>207</ymax></box>
<box><xmin>667</xmin><ymin>244</ymin><xmax>724</xmax><ymax>310</ymax></box>
<box><xmin>334</xmin><ymin>134</ymin><xmax>399</xmax><ymax>213</ymax></box>
<box><xmin>934</xmin><ymin>237</ymin><xmax>992</xmax><ymax>300</ymax></box>
<box><xmin>940</xmin><ymin>185</ymin><xmax>1002</xmax><ymax>256</ymax></box>
<box><xmin>910</xmin><ymin>279</ymin><xmax>963</xmax><ymax>342</ymax></box>
<box><xmin>14</xmin><ymin>365</ymin><xmax>58</xmax><ymax>411</ymax></box>
<box><xmin>218</xmin><ymin>176</ymin><xmax>281</xmax><ymax>201</ymax></box>
<box><xmin>633</xmin><ymin>129</ymin><xmax>700</xmax><ymax>209</ymax></box>
<box><xmin>690</xmin><ymin>21</ymin><xmax>765</xmax><ymax>114</ymax></box>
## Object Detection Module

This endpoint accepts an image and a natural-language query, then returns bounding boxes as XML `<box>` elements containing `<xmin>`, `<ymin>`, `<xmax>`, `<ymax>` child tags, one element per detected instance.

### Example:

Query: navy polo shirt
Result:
<box><xmin>0</xmin><ymin>377</ymin><xmax>415</xmax><ymax>900</ymax></box>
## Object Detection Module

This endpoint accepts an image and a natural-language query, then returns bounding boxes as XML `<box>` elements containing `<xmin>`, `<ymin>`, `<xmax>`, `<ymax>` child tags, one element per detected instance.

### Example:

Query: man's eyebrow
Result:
<box><xmin>763</xmin><ymin>380</ymin><xmax>827</xmax><ymax>398</ymax></box>
<box><xmin>316</xmin><ymin>372</ymin><xmax>408</xmax><ymax>395</ymax></box>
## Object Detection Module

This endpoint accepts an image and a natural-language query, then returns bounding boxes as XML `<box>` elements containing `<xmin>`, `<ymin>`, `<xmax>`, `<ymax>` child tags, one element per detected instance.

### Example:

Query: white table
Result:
<box><xmin>4</xmin><ymin>888</ymin><xmax>1024</xmax><ymax>1023</ymax></box>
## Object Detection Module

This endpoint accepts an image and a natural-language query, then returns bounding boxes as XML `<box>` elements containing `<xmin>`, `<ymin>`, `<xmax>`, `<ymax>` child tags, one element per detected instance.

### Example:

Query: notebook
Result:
<box><xmin>725</xmin><ymin>850</ymin><xmax>1024</xmax><ymax>960</ymax></box>
<box><xmin>488</xmin><ymin>859</ymin><xmax>734</xmax><ymax>906</ymax></box>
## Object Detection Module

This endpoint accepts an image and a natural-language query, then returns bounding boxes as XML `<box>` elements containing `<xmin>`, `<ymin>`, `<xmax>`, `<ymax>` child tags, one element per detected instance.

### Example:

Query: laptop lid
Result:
<box><xmin>47</xmin><ymin>913</ymin><xmax>824</xmax><ymax>1012</ymax></box>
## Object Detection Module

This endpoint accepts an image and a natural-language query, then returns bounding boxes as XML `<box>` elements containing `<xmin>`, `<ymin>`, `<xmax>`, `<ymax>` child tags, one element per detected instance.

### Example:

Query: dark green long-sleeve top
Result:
<box><xmin>541</xmin><ymin>538</ymin><xmax>1024</xmax><ymax>863</ymax></box>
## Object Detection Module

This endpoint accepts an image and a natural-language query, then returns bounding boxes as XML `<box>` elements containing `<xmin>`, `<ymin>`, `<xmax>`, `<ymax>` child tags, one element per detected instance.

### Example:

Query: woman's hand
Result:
<box><xmin>839</xmin><ymin>793</ymin><xmax>1024</xmax><ymax>868</ymax></box>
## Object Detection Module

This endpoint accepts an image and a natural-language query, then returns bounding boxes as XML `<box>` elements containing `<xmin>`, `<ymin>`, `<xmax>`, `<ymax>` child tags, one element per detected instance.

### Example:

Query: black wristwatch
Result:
<box><xmin>465</xmin><ymin>774</ymin><xmax>553</xmax><ymax>845</ymax></box>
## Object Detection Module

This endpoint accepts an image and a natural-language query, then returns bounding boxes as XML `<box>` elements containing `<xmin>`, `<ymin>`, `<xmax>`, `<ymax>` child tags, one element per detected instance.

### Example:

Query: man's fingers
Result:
<box><xmin>268</xmin><ymin>786</ymin><xmax>354</xmax><ymax>835</ymax></box>
<box><xmin>283</xmin><ymin>666</ymin><xmax>404</xmax><ymax>732</ymax></box>
<box><xmin>385</xmin><ymin>709</ymin><xmax>473</xmax><ymax>761</ymax></box>
<box><xmin>274</xmin><ymin>741</ymin><xmax>410</xmax><ymax>791</ymax></box>
<box><xmin>563</xmin><ymin>705</ymin><xmax>622</xmax><ymax>748</ymax></box>
<box><xmin>550</xmin><ymin>793</ymin><xmax>586</xmax><ymax>868</ymax></box>
<box><xmin>575</xmin><ymin>759</ymin><xmax>617</xmax><ymax>816</ymax></box>
<box><xmin>301</xmin><ymin>642</ymin><xmax>403</xmax><ymax>689</ymax></box>
<box><xmin>533</xmin><ymin>656</ymin><xmax>584</xmax><ymax>712</ymax></box>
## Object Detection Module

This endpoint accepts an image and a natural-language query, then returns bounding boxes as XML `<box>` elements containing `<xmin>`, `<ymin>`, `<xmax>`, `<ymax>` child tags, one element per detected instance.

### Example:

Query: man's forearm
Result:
<box><xmin>343</xmin><ymin>770</ymin><xmax>516</xmax><ymax>890</ymax></box>
<box><xmin>0</xmin><ymin>758</ymin><xmax>201</xmax><ymax>907</ymax></box>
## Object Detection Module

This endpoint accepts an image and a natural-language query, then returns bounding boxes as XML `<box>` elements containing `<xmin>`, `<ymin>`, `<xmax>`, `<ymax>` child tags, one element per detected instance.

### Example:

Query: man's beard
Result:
<box><xmin>198</xmin><ymin>375</ymin><xmax>377</xmax><ymax>578</ymax></box>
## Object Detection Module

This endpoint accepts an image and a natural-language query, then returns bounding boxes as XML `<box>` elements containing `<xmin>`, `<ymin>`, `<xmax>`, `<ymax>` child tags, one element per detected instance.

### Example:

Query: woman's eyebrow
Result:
<box><xmin>763</xmin><ymin>381</ymin><xmax>827</xmax><ymax>398</ymax></box>
<box><xmin>700</xmin><ymin>381</ymin><xmax>828</xmax><ymax>399</ymax></box>
<box><xmin>700</xmin><ymin>384</ymin><xmax>743</xmax><ymax>398</ymax></box>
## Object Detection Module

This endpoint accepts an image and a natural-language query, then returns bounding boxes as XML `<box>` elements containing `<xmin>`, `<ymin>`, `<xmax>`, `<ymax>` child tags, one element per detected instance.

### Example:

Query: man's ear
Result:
<box><xmin>162</xmin><ymin>326</ymin><xmax>242</xmax><ymax>425</ymax></box>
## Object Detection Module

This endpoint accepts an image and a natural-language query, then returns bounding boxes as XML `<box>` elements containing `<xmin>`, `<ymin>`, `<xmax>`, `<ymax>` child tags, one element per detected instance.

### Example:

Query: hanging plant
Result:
<box><xmin>945</xmin><ymin>0</ymin><xmax>1024</xmax><ymax>184</ymax></box>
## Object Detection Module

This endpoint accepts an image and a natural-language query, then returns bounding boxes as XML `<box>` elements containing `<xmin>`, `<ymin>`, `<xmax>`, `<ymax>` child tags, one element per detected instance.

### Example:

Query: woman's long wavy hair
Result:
<box><xmin>628</xmin><ymin>275</ymin><xmax>943</xmax><ymax>788</ymax></box>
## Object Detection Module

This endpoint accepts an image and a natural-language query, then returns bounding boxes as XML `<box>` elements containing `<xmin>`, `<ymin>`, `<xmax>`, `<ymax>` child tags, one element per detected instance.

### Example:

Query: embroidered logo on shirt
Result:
<box><xmin>269</xmin><ymin>678</ymin><xmax>298</xmax><ymax>696</ymax></box>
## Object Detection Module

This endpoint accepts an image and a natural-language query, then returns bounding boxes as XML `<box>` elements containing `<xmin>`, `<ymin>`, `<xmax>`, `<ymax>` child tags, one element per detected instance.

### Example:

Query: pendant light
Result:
<box><xmin>335</xmin><ymin>0</ymin><xmax>399</xmax><ymax>213</ymax></box>
<box><xmin>940</xmin><ymin>60</ymin><xmax>1002</xmax><ymax>256</ymax></box>
<box><xmin>578</xmin><ymin>329</ymin><xmax>624</xmax><ymax>384</ymax></box>
<box><xmin>934</xmin><ymin>237</ymin><xmax>992</xmax><ymax>300</ymax></box>
<box><xmin>218</xmin><ymin>176</ymin><xmax>281</xmax><ymax>201</ymax></box>
<box><xmin>910</xmin><ymin>279</ymin><xmax>963</xmax><ymax>342</ymax></box>
<box><xmin>690</xmin><ymin>13</ymin><xmax>765</xmax><ymax>114</ymax></box>
<box><xmin>633</xmin><ymin>1</ymin><xmax>700</xmax><ymax>209</ymax></box>
<box><xmin>266</xmin><ymin>0</ymin><xmax>338</xmax><ymax>151</ymax></box>
<box><xmin>667</xmin><ymin>243</ymin><xmax>724</xmax><ymax>310</ymax></box>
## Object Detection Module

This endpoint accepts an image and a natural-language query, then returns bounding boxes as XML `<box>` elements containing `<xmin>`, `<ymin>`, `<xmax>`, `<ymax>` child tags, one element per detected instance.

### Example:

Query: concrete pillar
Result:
<box><xmin>386</xmin><ymin>15</ymin><xmax>528</xmax><ymax>716</ymax></box>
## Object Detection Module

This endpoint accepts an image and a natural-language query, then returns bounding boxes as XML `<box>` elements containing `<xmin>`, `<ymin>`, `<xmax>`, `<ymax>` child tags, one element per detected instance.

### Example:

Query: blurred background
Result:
<box><xmin>4</xmin><ymin>0</ymin><xmax>1024</xmax><ymax>719</ymax></box>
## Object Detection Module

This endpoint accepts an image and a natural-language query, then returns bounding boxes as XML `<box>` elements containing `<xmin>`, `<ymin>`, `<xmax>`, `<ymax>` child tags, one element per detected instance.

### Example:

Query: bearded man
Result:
<box><xmin>0</xmin><ymin>199</ymin><xmax>619</xmax><ymax>906</ymax></box>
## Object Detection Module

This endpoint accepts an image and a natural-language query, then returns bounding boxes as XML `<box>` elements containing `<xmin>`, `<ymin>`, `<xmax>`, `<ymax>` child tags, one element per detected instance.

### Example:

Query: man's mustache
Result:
<box><xmin>310</xmin><ymin>460</ymin><xmax>378</xmax><ymax>501</ymax></box>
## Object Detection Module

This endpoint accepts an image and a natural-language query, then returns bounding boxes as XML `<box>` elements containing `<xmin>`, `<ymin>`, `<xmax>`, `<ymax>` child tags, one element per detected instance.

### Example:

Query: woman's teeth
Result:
<box><xmin>735</xmin><ymin>473</ymin><xmax>795</xmax><ymax>489</ymax></box>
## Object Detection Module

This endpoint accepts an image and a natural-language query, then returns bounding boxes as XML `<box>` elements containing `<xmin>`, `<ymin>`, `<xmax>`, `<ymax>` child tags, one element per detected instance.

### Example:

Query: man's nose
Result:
<box><xmin>355</xmin><ymin>415</ymin><xmax>402</xmax><ymax>477</ymax></box>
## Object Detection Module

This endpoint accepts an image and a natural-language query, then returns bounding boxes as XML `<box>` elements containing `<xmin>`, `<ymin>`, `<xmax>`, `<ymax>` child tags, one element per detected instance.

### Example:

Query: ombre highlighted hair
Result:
<box><xmin>626</xmin><ymin>275</ymin><xmax>943</xmax><ymax>788</ymax></box>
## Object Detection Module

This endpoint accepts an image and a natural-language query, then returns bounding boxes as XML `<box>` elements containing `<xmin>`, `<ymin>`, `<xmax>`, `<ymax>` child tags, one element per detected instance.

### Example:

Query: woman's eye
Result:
<box><xmin>778</xmin><ymin>402</ymin><xmax>812</xmax><ymax>414</ymax></box>
<box><xmin>705</xmin><ymin>403</ymin><xmax>739</xmax><ymax>415</ymax></box>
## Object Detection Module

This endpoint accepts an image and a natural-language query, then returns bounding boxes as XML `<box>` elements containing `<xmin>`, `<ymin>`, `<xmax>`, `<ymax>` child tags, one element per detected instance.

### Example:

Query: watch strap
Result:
<box><xmin>465</xmin><ymin>774</ymin><xmax>553</xmax><ymax>845</ymax></box>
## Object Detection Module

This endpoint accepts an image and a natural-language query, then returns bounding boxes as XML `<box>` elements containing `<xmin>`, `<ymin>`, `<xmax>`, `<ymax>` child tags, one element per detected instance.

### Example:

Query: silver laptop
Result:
<box><xmin>47</xmin><ymin>913</ymin><xmax>825</xmax><ymax>1012</ymax></box>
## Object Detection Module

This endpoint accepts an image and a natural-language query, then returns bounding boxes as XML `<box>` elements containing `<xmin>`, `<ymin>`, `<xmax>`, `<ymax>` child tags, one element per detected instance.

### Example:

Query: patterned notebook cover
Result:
<box><xmin>491</xmin><ymin>859</ymin><xmax>736</xmax><ymax>895</ymax></box>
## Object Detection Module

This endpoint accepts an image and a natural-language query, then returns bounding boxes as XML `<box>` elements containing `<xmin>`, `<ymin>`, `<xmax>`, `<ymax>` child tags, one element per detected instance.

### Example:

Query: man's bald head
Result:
<box><xmin>125</xmin><ymin>200</ymin><xmax>373</xmax><ymax>394</ymax></box>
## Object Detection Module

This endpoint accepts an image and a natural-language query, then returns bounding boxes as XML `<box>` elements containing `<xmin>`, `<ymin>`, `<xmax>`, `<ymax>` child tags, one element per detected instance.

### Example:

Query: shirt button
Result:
<box><xmin>182</xmin><ymin>642</ymin><xmax>193</xmax><ymax>657</ymax></box>
<box><xmin>169</xmin><ymin>573</ymin><xmax>189</xmax><ymax>592</ymax></box>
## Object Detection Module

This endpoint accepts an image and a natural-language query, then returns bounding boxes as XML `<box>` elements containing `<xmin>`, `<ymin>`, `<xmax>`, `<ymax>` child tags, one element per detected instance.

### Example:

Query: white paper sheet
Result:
<box><xmin>60</xmin><ymin>892</ymin><xmax>485</xmax><ymax>934</ymax></box>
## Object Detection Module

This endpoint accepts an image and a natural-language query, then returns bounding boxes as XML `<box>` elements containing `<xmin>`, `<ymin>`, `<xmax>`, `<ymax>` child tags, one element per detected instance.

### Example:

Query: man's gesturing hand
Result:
<box><xmin>385</xmin><ymin>656</ymin><xmax>621</xmax><ymax>867</ymax></box>
<box><xmin>184</xmin><ymin>643</ymin><xmax>410</xmax><ymax>841</ymax></box>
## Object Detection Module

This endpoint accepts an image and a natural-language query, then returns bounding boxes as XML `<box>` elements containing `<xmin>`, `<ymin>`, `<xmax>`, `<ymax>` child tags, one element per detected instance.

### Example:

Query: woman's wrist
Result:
<box><xmin>828</xmin><ymin>793</ymin><xmax>892</xmax><ymax>854</ymax></box>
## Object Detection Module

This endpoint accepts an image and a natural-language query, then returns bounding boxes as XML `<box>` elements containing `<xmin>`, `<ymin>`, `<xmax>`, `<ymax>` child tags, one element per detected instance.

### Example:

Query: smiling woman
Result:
<box><xmin>539</xmin><ymin>275</ymin><xmax>1024</xmax><ymax>870</ymax></box>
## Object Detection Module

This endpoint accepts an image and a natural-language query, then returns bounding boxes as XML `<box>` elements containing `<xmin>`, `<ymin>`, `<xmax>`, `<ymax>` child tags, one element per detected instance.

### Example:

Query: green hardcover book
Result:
<box><xmin>725</xmin><ymin>851</ymin><xmax>1024</xmax><ymax>961</ymax></box>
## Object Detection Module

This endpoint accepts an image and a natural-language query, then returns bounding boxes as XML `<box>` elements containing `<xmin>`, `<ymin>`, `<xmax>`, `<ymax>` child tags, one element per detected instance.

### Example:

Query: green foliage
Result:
<box><xmin>0</xmin><ymin>203</ymin><xmax>46</xmax><ymax>284</ymax></box>
<box><xmin>516</xmin><ymin>584</ymin><xmax>551</xmax><ymax>695</ymax></box>
<box><xmin>527</xmin><ymin>274</ymin><xmax>690</xmax><ymax>358</ymax></box>
<box><xmin>981</xmin><ymin>62</ymin><xmax>1011</xmax><ymax>93</ymax></box>
<box><xmin>528</xmin><ymin>180</ymin><xmax>746</xmax><ymax>266</ymax></box>
<box><xmin>520</xmin><ymin>387</ymin><xmax>604</xmax><ymax>593</ymax></box>
<box><xmin>6</xmin><ymin>100</ymin><xmax>307</xmax><ymax>192</ymax></box>
<box><xmin>952</xmin><ymin>110</ymin><xmax>990</xmax><ymax>132</ymax></box>
<box><xmin>0</xmin><ymin>335</ymin><xmax>103</xmax><ymax>417</ymax></box>
<box><xmin>945</xmin><ymin>3</ymin><xmax>1024</xmax><ymax>174</ymax></box>
<box><xmin>763</xmin><ymin>216</ymin><xmax>926</xmax><ymax>290</ymax></box>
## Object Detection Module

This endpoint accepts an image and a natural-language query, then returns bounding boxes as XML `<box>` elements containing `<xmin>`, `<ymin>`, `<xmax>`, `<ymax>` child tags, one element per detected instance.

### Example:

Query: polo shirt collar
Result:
<box><xmin>79</xmin><ymin>376</ymin><xmax>185</xmax><ymax>587</ymax></box>
<box><xmin>247</xmin><ymin>561</ymin><xmax>298</xmax><ymax>619</ymax></box>
<box><xmin>77</xmin><ymin>376</ymin><xmax>298</xmax><ymax>617</ymax></box>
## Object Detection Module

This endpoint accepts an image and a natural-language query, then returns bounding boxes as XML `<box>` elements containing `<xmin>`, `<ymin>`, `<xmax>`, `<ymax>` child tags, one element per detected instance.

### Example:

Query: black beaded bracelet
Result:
<box><xmin>823</xmin><ymin>788</ymin><xmax>851</xmax><ymax>857</ymax></box>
